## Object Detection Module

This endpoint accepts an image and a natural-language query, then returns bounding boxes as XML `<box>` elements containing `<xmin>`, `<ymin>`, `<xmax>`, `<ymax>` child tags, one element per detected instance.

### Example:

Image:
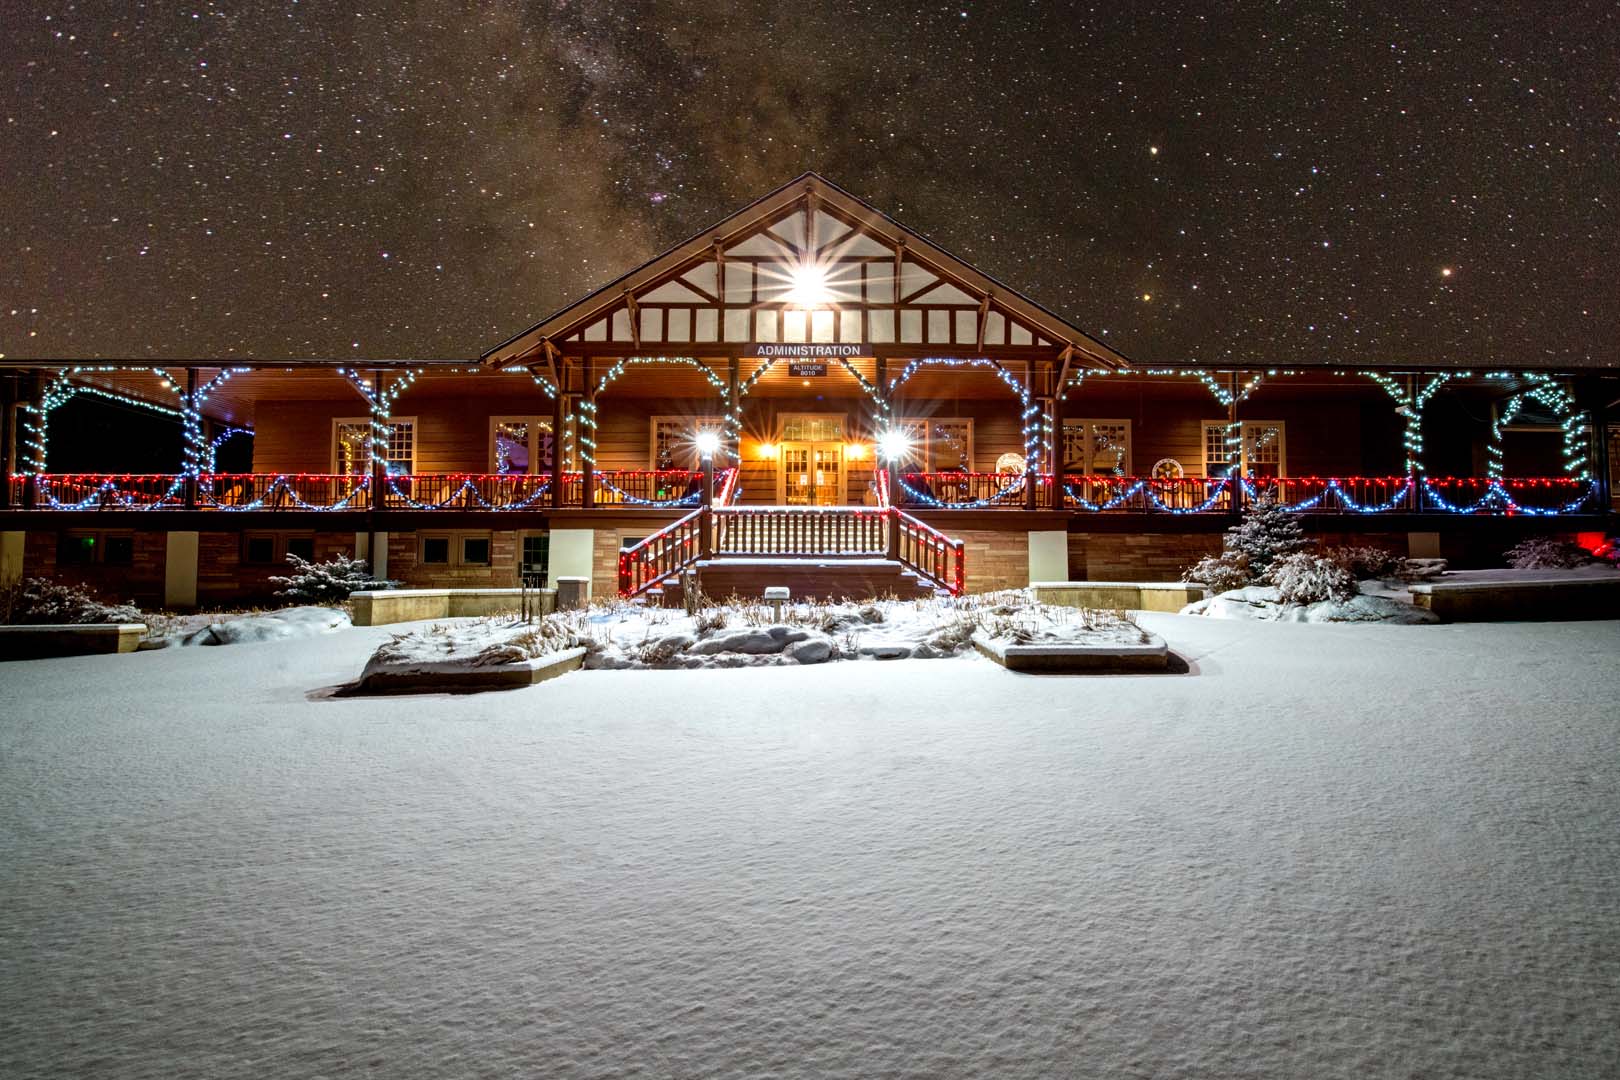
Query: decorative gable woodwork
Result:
<box><xmin>484</xmin><ymin>173</ymin><xmax>1127</xmax><ymax>370</ymax></box>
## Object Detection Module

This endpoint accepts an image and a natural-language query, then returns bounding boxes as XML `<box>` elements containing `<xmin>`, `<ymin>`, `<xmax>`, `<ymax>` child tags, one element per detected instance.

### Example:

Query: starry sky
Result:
<box><xmin>3</xmin><ymin>1</ymin><xmax>1616</xmax><ymax>368</ymax></box>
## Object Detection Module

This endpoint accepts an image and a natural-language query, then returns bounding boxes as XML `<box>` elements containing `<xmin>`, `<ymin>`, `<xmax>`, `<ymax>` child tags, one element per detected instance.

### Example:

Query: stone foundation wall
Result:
<box><xmin>23</xmin><ymin>529</ymin><xmax>168</xmax><ymax>607</ymax></box>
<box><xmin>196</xmin><ymin>531</ymin><xmax>357</xmax><ymax>605</ymax></box>
<box><xmin>952</xmin><ymin>528</ymin><xmax>1030</xmax><ymax>594</ymax></box>
<box><xmin>388</xmin><ymin>530</ymin><xmax>521</xmax><ymax>590</ymax></box>
<box><xmin>1068</xmin><ymin>531</ymin><xmax>1224</xmax><ymax>582</ymax></box>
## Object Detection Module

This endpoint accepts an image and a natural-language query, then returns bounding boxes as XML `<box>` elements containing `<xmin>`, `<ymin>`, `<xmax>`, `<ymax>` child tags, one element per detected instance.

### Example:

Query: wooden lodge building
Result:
<box><xmin>1</xmin><ymin>173</ymin><xmax>1616</xmax><ymax>608</ymax></box>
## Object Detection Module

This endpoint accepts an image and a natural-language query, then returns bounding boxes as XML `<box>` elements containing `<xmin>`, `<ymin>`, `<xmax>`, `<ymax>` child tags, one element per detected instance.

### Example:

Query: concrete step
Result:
<box><xmin>690</xmin><ymin>557</ymin><xmax>939</xmax><ymax>602</ymax></box>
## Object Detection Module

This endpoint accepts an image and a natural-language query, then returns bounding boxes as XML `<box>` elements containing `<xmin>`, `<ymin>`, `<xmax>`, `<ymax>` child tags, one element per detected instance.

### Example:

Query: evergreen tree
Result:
<box><xmin>270</xmin><ymin>553</ymin><xmax>399</xmax><ymax>603</ymax></box>
<box><xmin>1223</xmin><ymin>493</ymin><xmax>1310</xmax><ymax>575</ymax></box>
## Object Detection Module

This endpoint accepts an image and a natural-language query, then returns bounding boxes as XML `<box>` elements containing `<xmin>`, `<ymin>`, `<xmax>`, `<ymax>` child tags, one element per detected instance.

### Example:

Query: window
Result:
<box><xmin>896</xmin><ymin>417</ymin><xmax>973</xmax><ymax>471</ymax></box>
<box><xmin>421</xmin><ymin>536</ymin><xmax>450</xmax><ymax>565</ymax></box>
<box><xmin>419</xmin><ymin>532</ymin><xmax>493</xmax><ymax>567</ymax></box>
<box><xmin>58</xmin><ymin>532</ymin><xmax>134</xmax><ymax>566</ymax></box>
<box><xmin>244</xmin><ymin>533</ymin><xmax>318</xmax><ymax>565</ymax></box>
<box><xmin>333</xmin><ymin>417</ymin><xmax>415</xmax><ymax>475</ymax></box>
<box><xmin>245</xmin><ymin>536</ymin><xmax>277</xmax><ymax>564</ymax></box>
<box><xmin>1203</xmin><ymin>421</ymin><xmax>1286</xmax><ymax>477</ymax></box>
<box><xmin>520</xmin><ymin>533</ymin><xmax>550</xmax><ymax>580</ymax></box>
<box><xmin>650</xmin><ymin>416</ymin><xmax>725</xmax><ymax>469</ymax></box>
<box><xmin>490</xmin><ymin>416</ymin><xmax>554</xmax><ymax>475</ymax></box>
<box><xmin>1062</xmin><ymin>419</ymin><xmax>1132</xmax><ymax>474</ymax></box>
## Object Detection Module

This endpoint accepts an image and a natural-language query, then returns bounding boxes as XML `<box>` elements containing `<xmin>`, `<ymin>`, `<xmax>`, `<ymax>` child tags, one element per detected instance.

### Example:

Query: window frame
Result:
<box><xmin>1061</xmin><ymin>418</ymin><xmax>1133</xmax><ymax>475</ymax></box>
<box><xmin>896</xmin><ymin>416</ymin><xmax>975</xmax><ymax>472</ymax></box>
<box><xmin>57</xmin><ymin>530</ymin><xmax>136</xmax><ymax>567</ymax></box>
<box><xmin>242</xmin><ymin>531</ymin><xmax>319</xmax><ymax>566</ymax></box>
<box><xmin>489</xmin><ymin>415</ymin><xmax>554</xmax><ymax>475</ymax></box>
<box><xmin>1202</xmin><ymin>420</ymin><xmax>1287</xmax><ymax>477</ymax></box>
<box><xmin>332</xmin><ymin>415</ymin><xmax>417</xmax><ymax>475</ymax></box>
<box><xmin>649</xmin><ymin>415</ymin><xmax>726</xmax><ymax>470</ymax></box>
<box><xmin>418</xmin><ymin>530</ymin><xmax>495</xmax><ymax>568</ymax></box>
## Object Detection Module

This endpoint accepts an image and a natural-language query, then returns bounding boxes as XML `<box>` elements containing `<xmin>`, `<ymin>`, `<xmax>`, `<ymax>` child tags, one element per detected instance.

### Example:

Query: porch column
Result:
<box><xmin>183</xmin><ymin>368</ymin><xmax>199</xmax><ymax>509</ymax></box>
<box><xmin>550</xmin><ymin>374</ymin><xmax>566</xmax><ymax>509</ymax></box>
<box><xmin>1228</xmin><ymin>370</ymin><xmax>1242</xmax><ymax>517</ymax></box>
<box><xmin>19</xmin><ymin>372</ymin><xmax>41</xmax><ymax>510</ymax></box>
<box><xmin>580</xmin><ymin>362</ymin><xmax>595</xmax><ymax>510</ymax></box>
<box><xmin>1024</xmin><ymin>366</ymin><xmax>1039</xmax><ymax>511</ymax></box>
<box><xmin>0</xmin><ymin>374</ymin><xmax>15</xmax><ymax>510</ymax></box>
<box><xmin>1591</xmin><ymin>390</ymin><xmax>1612</xmax><ymax>511</ymax></box>
<box><xmin>1050</xmin><ymin>361</ymin><xmax>1067</xmax><ymax>487</ymax></box>
<box><xmin>727</xmin><ymin>356</ymin><xmax>740</xmax><ymax>465</ymax></box>
<box><xmin>164</xmin><ymin>531</ymin><xmax>199</xmax><ymax>609</ymax></box>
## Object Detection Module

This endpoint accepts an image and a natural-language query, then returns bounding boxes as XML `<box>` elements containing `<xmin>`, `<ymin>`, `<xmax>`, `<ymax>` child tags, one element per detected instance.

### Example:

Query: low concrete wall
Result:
<box><xmin>349</xmin><ymin>588</ymin><xmax>555</xmax><ymax>627</ymax></box>
<box><xmin>357</xmin><ymin>646</ymin><xmax>588</xmax><ymax>693</ymax></box>
<box><xmin>0</xmin><ymin>623</ymin><xmax>147</xmax><ymax>661</ymax></box>
<box><xmin>1409</xmin><ymin>578</ymin><xmax>1620</xmax><ymax>622</ymax></box>
<box><xmin>1032</xmin><ymin>581</ymin><xmax>1208</xmax><ymax>613</ymax></box>
<box><xmin>972</xmin><ymin>631</ymin><xmax>1169</xmax><ymax>673</ymax></box>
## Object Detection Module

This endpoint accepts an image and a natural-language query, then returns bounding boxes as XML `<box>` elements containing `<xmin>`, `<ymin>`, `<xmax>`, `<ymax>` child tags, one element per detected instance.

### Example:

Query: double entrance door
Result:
<box><xmin>778</xmin><ymin>414</ymin><xmax>846</xmax><ymax>505</ymax></box>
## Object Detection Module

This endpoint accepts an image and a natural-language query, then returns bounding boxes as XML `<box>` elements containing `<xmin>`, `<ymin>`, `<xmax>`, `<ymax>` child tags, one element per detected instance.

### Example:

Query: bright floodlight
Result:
<box><xmin>785</xmin><ymin>262</ymin><xmax>833</xmax><ymax>306</ymax></box>
<box><xmin>877</xmin><ymin>428</ymin><xmax>913</xmax><ymax>462</ymax></box>
<box><xmin>693</xmin><ymin>430</ymin><xmax>722</xmax><ymax>459</ymax></box>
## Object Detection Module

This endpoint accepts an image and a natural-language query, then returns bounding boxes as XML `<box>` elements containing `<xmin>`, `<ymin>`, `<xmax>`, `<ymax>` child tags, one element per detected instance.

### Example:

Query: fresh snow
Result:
<box><xmin>3</xmin><ymin>614</ymin><xmax>1620</xmax><ymax>1078</ymax></box>
<box><xmin>361</xmin><ymin>593</ymin><xmax>1149</xmax><ymax>681</ymax></box>
<box><xmin>143</xmin><ymin>605</ymin><xmax>351</xmax><ymax>648</ymax></box>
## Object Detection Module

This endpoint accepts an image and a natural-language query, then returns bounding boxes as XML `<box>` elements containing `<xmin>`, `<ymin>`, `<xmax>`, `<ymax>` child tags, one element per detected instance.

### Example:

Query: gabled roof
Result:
<box><xmin>482</xmin><ymin>172</ymin><xmax>1131</xmax><ymax>370</ymax></box>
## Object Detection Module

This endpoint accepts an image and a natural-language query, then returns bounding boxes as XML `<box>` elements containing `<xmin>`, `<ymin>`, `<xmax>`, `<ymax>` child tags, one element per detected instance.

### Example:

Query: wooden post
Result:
<box><xmin>700</xmin><ymin>450</ymin><xmax>714</xmax><ymax>558</ymax></box>
<box><xmin>1228</xmin><ymin>370</ymin><xmax>1242</xmax><ymax>517</ymax></box>
<box><xmin>183</xmin><ymin>368</ymin><xmax>199</xmax><ymax>510</ymax></box>
<box><xmin>550</xmin><ymin>369</ymin><xmax>566</xmax><ymax>509</ymax></box>
<box><xmin>0</xmin><ymin>375</ymin><xmax>14</xmax><ymax>510</ymax></box>
<box><xmin>1590</xmin><ymin>384</ymin><xmax>1613</xmax><ymax>511</ymax></box>
<box><xmin>19</xmin><ymin>372</ymin><xmax>40</xmax><ymax>510</ymax></box>
<box><xmin>727</xmin><ymin>355</ymin><xmax>740</xmax><ymax>467</ymax></box>
<box><xmin>1024</xmin><ymin>364</ymin><xmax>1039</xmax><ymax>511</ymax></box>
<box><xmin>580</xmin><ymin>361</ymin><xmax>595</xmax><ymax>510</ymax></box>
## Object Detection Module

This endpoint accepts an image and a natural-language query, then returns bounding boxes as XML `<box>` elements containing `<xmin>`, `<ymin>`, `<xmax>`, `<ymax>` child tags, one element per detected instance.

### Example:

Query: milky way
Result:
<box><xmin>3</xmin><ymin>2</ymin><xmax>1616</xmax><ymax>367</ymax></box>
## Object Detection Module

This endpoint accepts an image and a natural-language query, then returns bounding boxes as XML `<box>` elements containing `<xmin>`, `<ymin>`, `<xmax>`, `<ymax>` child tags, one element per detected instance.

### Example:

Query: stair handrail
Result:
<box><xmin>715</xmin><ymin>465</ymin><xmax>741</xmax><ymax>506</ymax></box>
<box><xmin>888</xmin><ymin>507</ymin><xmax>966</xmax><ymax>595</ymax></box>
<box><xmin>618</xmin><ymin>506</ymin><xmax>705</xmax><ymax>597</ymax></box>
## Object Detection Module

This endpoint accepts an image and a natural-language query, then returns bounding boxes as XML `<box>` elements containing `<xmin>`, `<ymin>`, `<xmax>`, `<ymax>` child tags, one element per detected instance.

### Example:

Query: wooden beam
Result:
<box><xmin>893</xmin><ymin>239</ymin><xmax>904</xmax><ymax>305</ymax></box>
<box><xmin>623</xmin><ymin>292</ymin><xmax>641</xmax><ymax>350</ymax></box>
<box><xmin>975</xmin><ymin>294</ymin><xmax>992</xmax><ymax>352</ymax></box>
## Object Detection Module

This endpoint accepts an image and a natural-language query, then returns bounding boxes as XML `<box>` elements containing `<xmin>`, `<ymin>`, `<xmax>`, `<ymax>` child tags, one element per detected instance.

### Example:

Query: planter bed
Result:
<box><xmin>0</xmin><ymin>623</ymin><xmax>147</xmax><ymax>661</ymax></box>
<box><xmin>971</xmin><ymin>630</ymin><xmax>1170</xmax><ymax>673</ymax></box>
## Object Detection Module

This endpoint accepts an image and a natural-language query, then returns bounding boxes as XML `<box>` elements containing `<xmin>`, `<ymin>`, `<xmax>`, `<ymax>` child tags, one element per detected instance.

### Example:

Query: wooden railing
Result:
<box><xmin>714</xmin><ymin>506</ymin><xmax>889</xmax><ymax>556</ymax></box>
<box><xmin>618</xmin><ymin>507</ymin><xmax>705</xmax><ymax>597</ymax></box>
<box><xmin>891</xmin><ymin>508</ymin><xmax>966</xmax><ymax>594</ymax></box>
<box><xmin>4</xmin><ymin>471</ymin><xmax>1598</xmax><ymax>516</ymax></box>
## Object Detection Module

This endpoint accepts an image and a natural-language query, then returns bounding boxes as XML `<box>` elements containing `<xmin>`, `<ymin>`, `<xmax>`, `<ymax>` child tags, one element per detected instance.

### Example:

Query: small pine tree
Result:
<box><xmin>1223</xmin><ymin>493</ymin><xmax>1310</xmax><ymax>575</ymax></box>
<box><xmin>270</xmin><ymin>553</ymin><xmax>399</xmax><ymax>603</ymax></box>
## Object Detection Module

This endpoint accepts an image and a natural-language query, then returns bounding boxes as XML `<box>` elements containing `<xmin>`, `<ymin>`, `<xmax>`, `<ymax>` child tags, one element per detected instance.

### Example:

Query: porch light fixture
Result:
<box><xmin>844</xmin><ymin>442</ymin><xmax>868</xmax><ymax>461</ymax></box>
<box><xmin>755</xmin><ymin>441</ymin><xmax>779</xmax><ymax>460</ymax></box>
<box><xmin>784</xmin><ymin>262</ymin><xmax>834</xmax><ymax>307</ymax></box>
<box><xmin>877</xmin><ymin>428</ymin><xmax>913</xmax><ymax>462</ymax></box>
<box><xmin>693</xmin><ymin>430</ymin><xmax>722</xmax><ymax>460</ymax></box>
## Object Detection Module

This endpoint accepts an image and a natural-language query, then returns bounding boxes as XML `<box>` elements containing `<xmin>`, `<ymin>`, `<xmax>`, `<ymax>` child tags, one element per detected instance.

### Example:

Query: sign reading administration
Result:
<box><xmin>750</xmin><ymin>343</ymin><xmax>867</xmax><ymax>359</ymax></box>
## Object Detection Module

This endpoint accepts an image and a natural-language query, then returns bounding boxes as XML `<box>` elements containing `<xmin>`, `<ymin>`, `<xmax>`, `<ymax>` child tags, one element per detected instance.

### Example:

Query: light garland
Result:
<box><xmin>338</xmin><ymin>366</ymin><xmax>422</xmax><ymax>473</ymax></box>
<box><xmin>577</xmin><ymin>357</ymin><xmax>736</xmax><ymax>468</ymax></box>
<box><xmin>1485</xmin><ymin>373</ymin><xmax>1587</xmax><ymax>481</ymax></box>
<box><xmin>887</xmin><ymin>357</ymin><xmax>1044</xmax><ymax>473</ymax></box>
<box><xmin>203</xmin><ymin>426</ymin><xmax>254</xmax><ymax>473</ymax></box>
<box><xmin>383</xmin><ymin>475</ymin><xmax>553</xmax><ymax>511</ymax></box>
<box><xmin>19</xmin><ymin>367</ymin><xmax>184</xmax><ymax>472</ymax></box>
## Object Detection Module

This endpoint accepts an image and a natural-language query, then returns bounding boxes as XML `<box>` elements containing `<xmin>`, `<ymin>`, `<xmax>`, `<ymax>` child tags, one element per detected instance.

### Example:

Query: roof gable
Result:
<box><xmin>483</xmin><ymin>173</ymin><xmax>1128</xmax><ymax>370</ymax></box>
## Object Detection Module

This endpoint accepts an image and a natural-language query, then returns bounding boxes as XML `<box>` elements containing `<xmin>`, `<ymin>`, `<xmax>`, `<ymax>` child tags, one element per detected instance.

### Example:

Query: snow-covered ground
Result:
<box><xmin>143</xmin><ymin>605</ymin><xmax>350</xmax><ymax>647</ymax></box>
<box><xmin>3</xmin><ymin>614</ymin><xmax>1619</xmax><ymax>1078</ymax></box>
<box><xmin>362</xmin><ymin>594</ymin><xmax>1150</xmax><ymax>680</ymax></box>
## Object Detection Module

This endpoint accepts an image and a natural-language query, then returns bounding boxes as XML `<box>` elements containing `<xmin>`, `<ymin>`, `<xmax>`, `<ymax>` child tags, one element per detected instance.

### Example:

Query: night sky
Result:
<box><xmin>4</xmin><ymin>2</ymin><xmax>1616</xmax><ymax>368</ymax></box>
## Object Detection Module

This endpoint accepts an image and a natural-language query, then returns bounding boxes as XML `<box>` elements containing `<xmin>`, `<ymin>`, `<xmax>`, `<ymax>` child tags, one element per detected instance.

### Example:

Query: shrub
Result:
<box><xmin>0</xmin><ymin>577</ymin><xmax>145</xmax><ymax>626</ymax></box>
<box><xmin>1266</xmin><ymin>553</ymin><xmax>1358</xmax><ymax>604</ymax></box>
<box><xmin>1326</xmin><ymin>544</ymin><xmax>1407</xmax><ymax>581</ymax></box>
<box><xmin>269</xmin><ymin>553</ymin><xmax>399</xmax><ymax>603</ymax></box>
<box><xmin>1503</xmin><ymin>536</ymin><xmax>1594</xmax><ymax>570</ymax></box>
<box><xmin>1224</xmin><ymin>493</ymin><xmax>1310</xmax><ymax>575</ymax></box>
<box><xmin>1183</xmin><ymin>552</ymin><xmax>1252</xmax><ymax>595</ymax></box>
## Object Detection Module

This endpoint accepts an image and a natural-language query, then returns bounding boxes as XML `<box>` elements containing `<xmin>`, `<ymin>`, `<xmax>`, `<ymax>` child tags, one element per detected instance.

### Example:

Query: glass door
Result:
<box><xmin>779</xmin><ymin>442</ymin><xmax>844</xmax><ymax>505</ymax></box>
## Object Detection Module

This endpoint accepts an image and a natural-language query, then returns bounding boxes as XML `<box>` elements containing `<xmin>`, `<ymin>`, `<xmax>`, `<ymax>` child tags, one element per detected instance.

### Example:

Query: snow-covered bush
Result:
<box><xmin>1503</xmin><ymin>536</ymin><xmax>1594</xmax><ymax>570</ymax></box>
<box><xmin>1327</xmin><ymin>544</ymin><xmax>1408</xmax><ymax>581</ymax></box>
<box><xmin>1224</xmin><ymin>493</ymin><xmax>1310</xmax><ymax>575</ymax></box>
<box><xmin>1266</xmin><ymin>553</ymin><xmax>1357</xmax><ymax>604</ymax></box>
<box><xmin>270</xmin><ymin>553</ymin><xmax>399</xmax><ymax>603</ymax></box>
<box><xmin>0</xmin><ymin>576</ymin><xmax>145</xmax><ymax>626</ymax></box>
<box><xmin>1183</xmin><ymin>552</ymin><xmax>1252</xmax><ymax>595</ymax></box>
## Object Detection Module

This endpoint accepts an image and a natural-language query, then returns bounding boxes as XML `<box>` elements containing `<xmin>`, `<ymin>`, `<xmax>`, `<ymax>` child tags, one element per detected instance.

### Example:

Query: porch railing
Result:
<box><xmin>714</xmin><ymin>506</ymin><xmax>888</xmax><ymax>556</ymax></box>
<box><xmin>617</xmin><ymin>507</ymin><xmax>705</xmax><ymax>597</ymax></box>
<box><xmin>890</xmin><ymin>508</ymin><xmax>966</xmax><ymax>594</ymax></box>
<box><xmin>4</xmin><ymin>471</ymin><xmax>1600</xmax><ymax>516</ymax></box>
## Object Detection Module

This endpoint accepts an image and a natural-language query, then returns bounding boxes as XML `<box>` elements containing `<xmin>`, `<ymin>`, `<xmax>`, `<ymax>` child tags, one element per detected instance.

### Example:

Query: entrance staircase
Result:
<box><xmin>618</xmin><ymin>486</ymin><xmax>966</xmax><ymax>603</ymax></box>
